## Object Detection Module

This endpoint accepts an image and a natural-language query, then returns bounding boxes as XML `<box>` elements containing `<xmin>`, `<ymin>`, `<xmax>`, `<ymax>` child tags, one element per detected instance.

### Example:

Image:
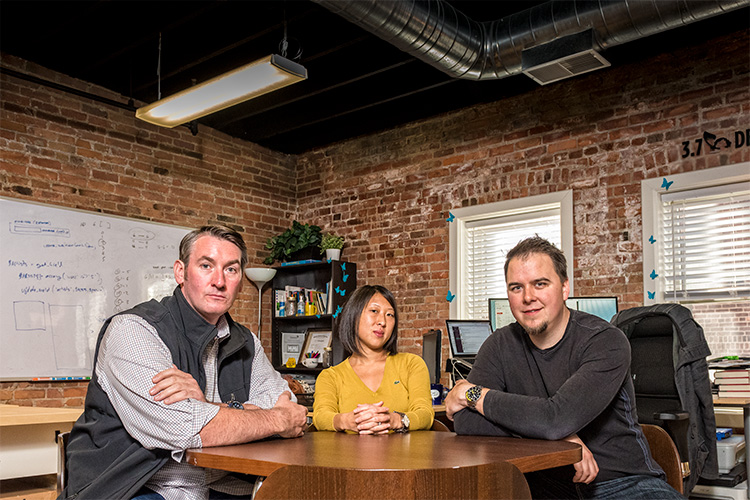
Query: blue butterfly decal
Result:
<box><xmin>332</xmin><ymin>305</ymin><xmax>343</xmax><ymax>319</ymax></box>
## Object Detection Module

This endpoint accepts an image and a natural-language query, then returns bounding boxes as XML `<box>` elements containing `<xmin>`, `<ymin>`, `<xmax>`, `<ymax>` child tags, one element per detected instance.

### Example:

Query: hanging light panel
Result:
<box><xmin>136</xmin><ymin>54</ymin><xmax>307</xmax><ymax>128</ymax></box>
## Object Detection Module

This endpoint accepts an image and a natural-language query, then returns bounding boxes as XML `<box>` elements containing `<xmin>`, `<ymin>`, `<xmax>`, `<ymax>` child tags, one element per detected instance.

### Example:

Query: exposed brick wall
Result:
<box><xmin>0</xmin><ymin>55</ymin><xmax>297</xmax><ymax>406</ymax></box>
<box><xmin>1</xmin><ymin>29</ymin><xmax>748</xmax><ymax>405</ymax></box>
<box><xmin>296</xmin><ymin>30</ymin><xmax>750</xmax><ymax>366</ymax></box>
<box><xmin>690</xmin><ymin>302</ymin><xmax>750</xmax><ymax>357</ymax></box>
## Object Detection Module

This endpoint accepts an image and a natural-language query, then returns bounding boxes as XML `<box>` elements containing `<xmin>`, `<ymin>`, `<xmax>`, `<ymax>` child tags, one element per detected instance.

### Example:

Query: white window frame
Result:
<box><xmin>449</xmin><ymin>191</ymin><xmax>574</xmax><ymax>319</ymax></box>
<box><xmin>641</xmin><ymin>162</ymin><xmax>750</xmax><ymax>304</ymax></box>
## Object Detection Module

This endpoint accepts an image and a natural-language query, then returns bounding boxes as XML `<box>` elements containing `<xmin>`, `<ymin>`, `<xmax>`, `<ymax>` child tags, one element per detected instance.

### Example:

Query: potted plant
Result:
<box><xmin>319</xmin><ymin>233</ymin><xmax>345</xmax><ymax>261</ymax></box>
<box><xmin>263</xmin><ymin>221</ymin><xmax>323</xmax><ymax>265</ymax></box>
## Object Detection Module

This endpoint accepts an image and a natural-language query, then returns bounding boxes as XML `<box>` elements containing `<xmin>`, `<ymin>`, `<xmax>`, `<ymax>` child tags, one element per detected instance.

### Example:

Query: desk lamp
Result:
<box><xmin>244</xmin><ymin>267</ymin><xmax>277</xmax><ymax>338</ymax></box>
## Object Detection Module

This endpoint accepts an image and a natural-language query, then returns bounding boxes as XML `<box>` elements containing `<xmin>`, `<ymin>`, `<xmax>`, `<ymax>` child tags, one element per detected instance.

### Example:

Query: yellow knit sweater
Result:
<box><xmin>312</xmin><ymin>352</ymin><xmax>434</xmax><ymax>432</ymax></box>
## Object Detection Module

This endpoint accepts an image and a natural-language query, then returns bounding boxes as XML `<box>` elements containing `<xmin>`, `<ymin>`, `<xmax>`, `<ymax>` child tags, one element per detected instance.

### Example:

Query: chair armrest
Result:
<box><xmin>653</xmin><ymin>411</ymin><xmax>689</xmax><ymax>421</ymax></box>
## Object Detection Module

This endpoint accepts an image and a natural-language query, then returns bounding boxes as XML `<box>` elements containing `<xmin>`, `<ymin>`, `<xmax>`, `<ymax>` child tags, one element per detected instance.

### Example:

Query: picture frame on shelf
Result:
<box><xmin>300</xmin><ymin>328</ymin><xmax>333</xmax><ymax>366</ymax></box>
<box><xmin>280</xmin><ymin>332</ymin><xmax>306</xmax><ymax>368</ymax></box>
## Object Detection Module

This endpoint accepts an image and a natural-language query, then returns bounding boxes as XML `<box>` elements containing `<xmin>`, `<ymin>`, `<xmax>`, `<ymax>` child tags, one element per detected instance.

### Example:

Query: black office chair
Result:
<box><xmin>611</xmin><ymin>303</ymin><xmax>718</xmax><ymax>493</ymax></box>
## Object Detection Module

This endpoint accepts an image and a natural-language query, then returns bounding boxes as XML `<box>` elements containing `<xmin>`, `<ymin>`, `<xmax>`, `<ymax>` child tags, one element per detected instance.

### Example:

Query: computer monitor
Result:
<box><xmin>566</xmin><ymin>296</ymin><xmax>619</xmax><ymax>322</ymax></box>
<box><xmin>422</xmin><ymin>329</ymin><xmax>442</xmax><ymax>384</ymax></box>
<box><xmin>445</xmin><ymin>320</ymin><xmax>493</xmax><ymax>358</ymax></box>
<box><xmin>489</xmin><ymin>296</ymin><xmax>619</xmax><ymax>330</ymax></box>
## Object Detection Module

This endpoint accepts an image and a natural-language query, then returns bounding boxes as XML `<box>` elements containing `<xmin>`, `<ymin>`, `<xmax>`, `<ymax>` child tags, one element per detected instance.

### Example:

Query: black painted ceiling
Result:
<box><xmin>1</xmin><ymin>1</ymin><xmax>746</xmax><ymax>154</ymax></box>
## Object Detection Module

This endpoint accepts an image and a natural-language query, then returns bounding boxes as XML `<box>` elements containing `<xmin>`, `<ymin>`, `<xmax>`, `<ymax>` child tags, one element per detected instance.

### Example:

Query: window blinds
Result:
<box><xmin>661</xmin><ymin>183</ymin><xmax>750</xmax><ymax>301</ymax></box>
<box><xmin>464</xmin><ymin>208</ymin><xmax>561</xmax><ymax>319</ymax></box>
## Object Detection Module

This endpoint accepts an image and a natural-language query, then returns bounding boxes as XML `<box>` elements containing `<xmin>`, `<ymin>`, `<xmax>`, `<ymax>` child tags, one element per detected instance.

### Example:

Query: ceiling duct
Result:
<box><xmin>522</xmin><ymin>29</ymin><xmax>610</xmax><ymax>85</ymax></box>
<box><xmin>314</xmin><ymin>0</ymin><xmax>748</xmax><ymax>83</ymax></box>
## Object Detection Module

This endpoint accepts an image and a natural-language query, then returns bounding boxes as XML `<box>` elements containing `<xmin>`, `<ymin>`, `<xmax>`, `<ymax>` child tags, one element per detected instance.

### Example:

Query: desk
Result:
<box><xmin>0</xmin><ymin>405</ymin><xmax>83</xmax><ymax>480</ymax></box>
<box><xmin>713</xmin><ymin>397</ymin><xmax>750</xmax><ymax>429</ymax></box>
<box><xmin>186</xmin><ymin>431</ymin><xmax>580</xmax><ymax>478</ymax></box>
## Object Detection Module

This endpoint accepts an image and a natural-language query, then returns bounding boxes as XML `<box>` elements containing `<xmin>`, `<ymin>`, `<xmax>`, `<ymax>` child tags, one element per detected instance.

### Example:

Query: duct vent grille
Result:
<box><xmin>524</xmin><ymin>49</ymin><xmax>610</xmax><ymax>85</ymax></box>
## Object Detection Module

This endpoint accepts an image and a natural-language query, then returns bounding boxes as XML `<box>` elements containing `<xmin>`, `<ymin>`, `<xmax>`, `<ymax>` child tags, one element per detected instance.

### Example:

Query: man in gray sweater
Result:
<box><xmin>444</xmin><ymin>236</ymin><xmax>683</xmax><ymax>499</ymax></box>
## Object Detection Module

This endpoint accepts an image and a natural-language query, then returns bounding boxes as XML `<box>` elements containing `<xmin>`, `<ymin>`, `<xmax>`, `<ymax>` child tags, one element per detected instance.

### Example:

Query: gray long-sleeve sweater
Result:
<box><xmin>454</xmin><ymin>309</ymin><xmax>665</xmax><ymax>483</ymax></box>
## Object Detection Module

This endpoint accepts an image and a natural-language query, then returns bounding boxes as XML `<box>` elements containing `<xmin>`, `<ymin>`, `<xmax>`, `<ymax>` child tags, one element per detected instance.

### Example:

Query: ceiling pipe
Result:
<box><xmin>313</xmin><ymin>0</ymin><xmax>749</xmax><ymax>81</ymax></box>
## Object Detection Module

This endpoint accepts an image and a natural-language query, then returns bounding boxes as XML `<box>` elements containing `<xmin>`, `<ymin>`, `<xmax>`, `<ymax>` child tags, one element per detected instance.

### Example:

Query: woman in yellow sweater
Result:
<box><xmin>313</xmin><ymin>285</ymin><xmax>434</xmax><ymax>434</ymax></box>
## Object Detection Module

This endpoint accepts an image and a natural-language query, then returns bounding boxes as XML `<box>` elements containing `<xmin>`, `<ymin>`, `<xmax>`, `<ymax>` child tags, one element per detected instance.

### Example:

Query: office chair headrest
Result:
<box><xmin>625</xmin><ymin>315</ymin><xmax>675</xmax><ymax>340</ymax></box>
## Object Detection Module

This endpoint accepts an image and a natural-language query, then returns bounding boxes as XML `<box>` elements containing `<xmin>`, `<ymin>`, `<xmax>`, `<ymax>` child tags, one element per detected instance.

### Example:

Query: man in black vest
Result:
<box><xmin>60</xmin><ymin>225</ymin><xmax>307</xmax><ymax>500</ymax></box>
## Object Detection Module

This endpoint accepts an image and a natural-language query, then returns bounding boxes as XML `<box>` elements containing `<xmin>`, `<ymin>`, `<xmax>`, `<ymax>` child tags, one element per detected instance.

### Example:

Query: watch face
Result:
<box><xmin>466</xmin><ymin>385</ymin><xmax>482</xmax><ymax>407</ymax></box>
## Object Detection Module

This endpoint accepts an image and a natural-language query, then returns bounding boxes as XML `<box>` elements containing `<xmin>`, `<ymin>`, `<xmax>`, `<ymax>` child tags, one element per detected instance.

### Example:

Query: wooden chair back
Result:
<box><xmin>56</xmin><ymin>431</ymin><xmax>70</xmax><ymax>494</ymax></box>
<box><xmin>641</xmin><ymin>423</ymin><xmax>684</xmax><ymax>494</ymax></box>
<box><xmin>254</xmin><ymin>462</ymin><xmax>531</xmax><ymax>500</ymax></box>
<box><xmin>430</xmin><ymin>420</ymin><xmax>450</xmax><ymax>432</ymax></box>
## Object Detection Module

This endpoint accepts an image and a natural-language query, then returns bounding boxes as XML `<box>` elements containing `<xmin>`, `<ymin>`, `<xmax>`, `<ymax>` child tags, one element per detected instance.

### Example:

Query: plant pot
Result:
<box><xmin>287</xmin><ymin>246</ymin><xmax>318</xmax><ymax>262</ymax></box>
<box><xmin>325</xmin><ymin>248</ymin><xmax>341</xmax><ymax>261</ymax></box>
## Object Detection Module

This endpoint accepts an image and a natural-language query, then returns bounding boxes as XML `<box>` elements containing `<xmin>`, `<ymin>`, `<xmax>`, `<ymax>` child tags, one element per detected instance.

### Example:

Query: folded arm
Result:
<box><xmin>97</xmin><ymin>315</ymin><xmax>217</xmax><ymax>451</ymax></box>
<box><xmin>447</xmin><ymin>329</ymin><xmax>630</xmax><ymax>441</ymax></box>
<box><xmin>99</xmin><ymin>315</ymin><xmax>306</xmax><ymax>452</ymax></box>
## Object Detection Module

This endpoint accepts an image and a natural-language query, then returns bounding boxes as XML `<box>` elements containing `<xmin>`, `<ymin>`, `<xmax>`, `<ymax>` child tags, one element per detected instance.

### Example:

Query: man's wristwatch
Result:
<box><xmin>227</xmin><ymin>393</ymin><xmax>244</xmax><ymax>410</ymax></box>
<box><xmin>394</xmin><ymin>411</ymin><xmax>410</xmax><ymax>433</ymax></box>
<box><xmin>465</xmin><ymin>385</ymin><xmax>484</xmax><ymax>409</ymax></box>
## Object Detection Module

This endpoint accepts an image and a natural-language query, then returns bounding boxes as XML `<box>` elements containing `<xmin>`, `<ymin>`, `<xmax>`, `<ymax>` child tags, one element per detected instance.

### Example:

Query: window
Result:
<box><xmin>661</xmin><ymin>184</ymin><xmax>750</xmax><ymax>301</ymax></box>
<box><xmin>642</xmin><ymin>163</ymin><xmax>750</xmax><ymax>304</ymax></box>
<box><xmin>642</xmin><ymin>162</ymin><xmax>750</xmax><ymax>358</ymax></box>
<box><xmin>449</xmin><ymin>191</ymin><xmax>573</xmax><ymax>319</ymax></box>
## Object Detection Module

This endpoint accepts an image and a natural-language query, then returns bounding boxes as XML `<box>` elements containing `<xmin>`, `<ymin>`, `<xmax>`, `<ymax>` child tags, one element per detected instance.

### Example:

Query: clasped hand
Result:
<box><xmin>342</xmin><ymin>401</ymin><xmax>394</xmax><ymax>434</ymax></box>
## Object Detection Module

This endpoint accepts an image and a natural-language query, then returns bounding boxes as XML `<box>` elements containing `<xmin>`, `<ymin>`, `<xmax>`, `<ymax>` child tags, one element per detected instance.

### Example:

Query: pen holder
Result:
<box><xmin>302</xmin><ymin>358</ymin><xmax>319</xmax><ymax>369</ymax></box>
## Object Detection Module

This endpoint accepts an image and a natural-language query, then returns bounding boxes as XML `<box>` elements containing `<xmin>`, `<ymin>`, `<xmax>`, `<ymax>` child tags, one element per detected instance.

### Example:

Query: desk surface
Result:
<box><xmin>0</xmin><ymin>404</ymin><xmax>83</xmax><ymax>426</ymax></box>
<box><xmin>186</xmin><ymin>431</ymin><xmax>581</xmax><ymax>478</ymax></box>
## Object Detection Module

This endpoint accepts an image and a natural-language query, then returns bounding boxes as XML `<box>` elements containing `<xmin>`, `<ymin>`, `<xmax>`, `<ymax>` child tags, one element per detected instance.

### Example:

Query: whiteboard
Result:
<box><xmin>0</xmin><ymin>197</ymin><xmax>191</xmax><ymax>380</ymax></box>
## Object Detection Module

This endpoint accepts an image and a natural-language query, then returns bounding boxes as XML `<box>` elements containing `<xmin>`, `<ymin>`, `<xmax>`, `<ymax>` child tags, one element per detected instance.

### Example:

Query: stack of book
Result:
<box><xmin>715</xmin><ymin>369</ymin><xmax>750</xmax><ymax>398</ymax></box>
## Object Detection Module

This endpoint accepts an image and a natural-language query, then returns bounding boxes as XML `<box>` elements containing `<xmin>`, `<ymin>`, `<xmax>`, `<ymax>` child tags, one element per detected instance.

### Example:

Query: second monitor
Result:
<box><xmin>488</xmin><ymin>296</ymin><xmax>618</xmax><ymax>331</ymax></box>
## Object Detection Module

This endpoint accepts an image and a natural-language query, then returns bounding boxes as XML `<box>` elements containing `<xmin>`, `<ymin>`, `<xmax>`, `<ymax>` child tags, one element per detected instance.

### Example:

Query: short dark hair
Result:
<box><xmin>504</xmin><ymin>236</ymin><xmax>567</xmax><ymax>283</ymax></box>
<box><xmin>179</xmin><ymin>225</ymin><xmax>248</xmax><ymax>270</ymax></box>
<box><xmin>337</xmin><ymin>285</ymin><xmax>399</xmax><ymax>357</ymax></box>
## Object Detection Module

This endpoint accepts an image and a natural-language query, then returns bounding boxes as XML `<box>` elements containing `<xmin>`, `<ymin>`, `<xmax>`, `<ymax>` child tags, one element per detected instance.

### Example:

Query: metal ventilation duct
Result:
<box><xmin>314</xmin><ymin>0</ymin><xmax>749</xmax><ymax>83</ymax></box>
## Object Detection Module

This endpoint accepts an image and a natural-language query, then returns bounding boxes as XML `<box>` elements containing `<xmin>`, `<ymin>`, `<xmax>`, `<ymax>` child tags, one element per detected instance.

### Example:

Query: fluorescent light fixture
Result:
<box><xmin>136</xmin><ymin>54</ymin><xmax>307</xmax><ymax>128</ymax></box>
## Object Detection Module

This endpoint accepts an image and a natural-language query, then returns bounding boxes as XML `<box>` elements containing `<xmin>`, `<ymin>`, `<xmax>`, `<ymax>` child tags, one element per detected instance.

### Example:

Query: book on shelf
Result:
<box><xmin>326</xmin><ymin>278</ymin><xmax>334</xmax><ymax>313</ymax></box>
<box><xmin>717</xmin><ymin>384</ymin><xmax>750</xmax><ymax>391</ymax></box>
<box><xmin>716</xmin><ymin>377</ymin><xmax>750</xmax><ymax>385</ymax></box>
<box><xmin>717</xmin><ymin>389</ymin><xmax>750</xmax><ymax>398</ymax></box>
<box><xmin>715</xmin><ymin>369</ymin><xmax>750</xmax><ymax>379</ymax></box>
<box><xmin>280</xmin><ymin>259</ymin><xmax>322</xmax><ymax>267</ymax></box>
